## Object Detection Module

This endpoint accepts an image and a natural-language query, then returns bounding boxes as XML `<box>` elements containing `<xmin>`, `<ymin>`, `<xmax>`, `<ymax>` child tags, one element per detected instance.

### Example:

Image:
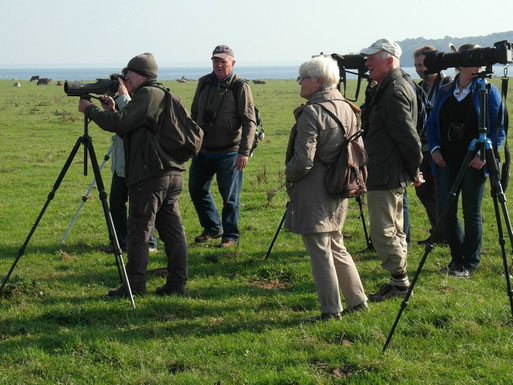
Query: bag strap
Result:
<box><xmin>317</xmin><ymin>102</ymin><xmax>346</xmax><ymax>136</ymax></box>
<box><xmin>316</xmin><ymin>101</ymin><xmax>365</xmax><ymax>142</ymax></box>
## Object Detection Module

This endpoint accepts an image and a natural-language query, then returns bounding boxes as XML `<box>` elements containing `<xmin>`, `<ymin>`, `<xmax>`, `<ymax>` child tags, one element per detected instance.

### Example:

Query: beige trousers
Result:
<box><xmin>302</xmin><ymin>230</ymin><xmax>367</xmax><ymax>313</ymax></box>
<box><xmin>367</xmin><ymin>188</ymin><xmax>408</xmax><ymax>276</ymax></box>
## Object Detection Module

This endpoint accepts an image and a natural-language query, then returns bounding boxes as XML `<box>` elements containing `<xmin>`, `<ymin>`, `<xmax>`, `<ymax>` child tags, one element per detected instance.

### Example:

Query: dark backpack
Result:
<box><xmin>152</xmin><ymin>85</ymin><xmax>204</xmax><ymax>163</ymax></box>
<box><xmin>317</xmin><ymin>103</ymin><xmax>368</xmax><ymax>198</ymax></box>
<box><xmin>199</xmin><ymin>77</ymin><xmax>264</xmax><ymax>155</ymax></box>
<box><xmin>401</xmin><ymin>71</ymin><xmax>431</xmax><ymax>141</ymax></box>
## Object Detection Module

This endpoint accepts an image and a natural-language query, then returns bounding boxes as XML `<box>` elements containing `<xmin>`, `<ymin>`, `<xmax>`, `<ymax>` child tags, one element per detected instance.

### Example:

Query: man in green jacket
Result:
<box><xmin>360</xmin><ymin>39</ymin><xmax>424</xmax><ymax>302</ymax></box>
<box><xmin>78</xmin><ymin>53</ymin><xmax>188</xmax><ymax>297</ymax></box>
<box><xmin>189</xmin><ymin>45</ymin><xmax>257</xmax><ymax>248</ymax></box>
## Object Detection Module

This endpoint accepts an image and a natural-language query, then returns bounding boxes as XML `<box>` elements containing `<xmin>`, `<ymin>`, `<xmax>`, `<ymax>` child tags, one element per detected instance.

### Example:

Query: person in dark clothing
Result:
<box><xmin>78</xmin><ymin>53</ymin><xmax>188</xmax><ymax>297</ymax></box>
<box><xmin>426</xmin><ymin>43</ymin><xmax>506</xmax><ymax>278</ymax></box>
<box><xmin>104</xmin><ymin>77</ymin><xmax>158</xmax><ymax>254</ymax></box>
<box><xmin>413</xmin><ymin>45</ymin><xmax>453</xmax><ymax>244</ymax></box>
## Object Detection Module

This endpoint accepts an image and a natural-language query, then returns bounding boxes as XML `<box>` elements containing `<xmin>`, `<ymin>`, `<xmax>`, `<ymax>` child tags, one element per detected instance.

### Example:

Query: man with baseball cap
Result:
<box><xmin>188</xmin><ymin>45</ymin><xmax>257</xmax><ymax>249</ymax></box>
<box><xmin>78</xmin><ymin>52</ymin><xmax>189</xmax><ymax>297</ymax></box>
<box><xmin>359</xmin><ymin>39</ymin><xmax>424</xmax><ymax>301</ymax></box>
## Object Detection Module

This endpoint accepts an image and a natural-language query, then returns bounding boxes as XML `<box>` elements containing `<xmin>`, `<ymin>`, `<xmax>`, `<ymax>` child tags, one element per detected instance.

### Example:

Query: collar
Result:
<box><xmin>210</xmin><ymin>72</ymin><xmax>234</xmax><ymax>87</ymax></box>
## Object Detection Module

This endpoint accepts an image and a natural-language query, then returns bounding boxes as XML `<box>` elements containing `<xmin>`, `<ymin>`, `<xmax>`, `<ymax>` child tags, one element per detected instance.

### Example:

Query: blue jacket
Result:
<box><xmin>426</xmin><ymin>76</ymin><xmax>506</xmax><ymax>174</ymax></box>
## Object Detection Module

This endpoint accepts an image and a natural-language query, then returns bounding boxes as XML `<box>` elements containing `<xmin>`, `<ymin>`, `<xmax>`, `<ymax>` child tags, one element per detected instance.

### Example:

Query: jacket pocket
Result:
<box><xmin>367</xmin><ymin>161</ymin><xmax>389</xmax><ymax>185</ymax></box>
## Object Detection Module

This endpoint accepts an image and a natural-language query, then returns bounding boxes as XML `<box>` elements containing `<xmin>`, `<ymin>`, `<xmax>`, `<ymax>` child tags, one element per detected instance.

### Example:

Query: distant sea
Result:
<box><xmin>0</xmin><ymin>66</ymin><xmax>450</xmax><ymax>81</ymax></box>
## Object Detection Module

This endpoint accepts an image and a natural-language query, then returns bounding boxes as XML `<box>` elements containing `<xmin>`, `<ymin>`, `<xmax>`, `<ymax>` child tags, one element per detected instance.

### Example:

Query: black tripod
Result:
<box><xmin>264</xmin><ymin>196</ymin><xmax>372</xmax><ymax>260</ymax></box>
<box><xmin>383</xmin><ymin>73</ymin><xmax>513</xmax><ymax>352</ymax></box>
<box><xmin>0</xmin><ymin>112</ymin><xmax>135</xmax><ymax>308</ymax></box>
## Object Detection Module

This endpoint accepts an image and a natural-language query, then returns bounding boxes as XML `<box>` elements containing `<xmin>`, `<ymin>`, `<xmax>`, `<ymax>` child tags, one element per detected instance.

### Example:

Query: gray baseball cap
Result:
<box><xmin>360</xmin><ymin>39</ymin><xmax>402</xmax><ymax>58</ymax></box>
<box><xmin>212</xmin><ymin>45</ymin><xmax>234</xmax><ymax>60</ymax></box>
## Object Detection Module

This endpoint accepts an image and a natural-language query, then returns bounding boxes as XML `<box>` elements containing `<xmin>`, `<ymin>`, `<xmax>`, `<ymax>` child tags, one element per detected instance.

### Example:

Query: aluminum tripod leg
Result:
<box><xmin>60</xmin><ymin>144</ymin><xmax>113</xmax><ymax>245</ymax></box>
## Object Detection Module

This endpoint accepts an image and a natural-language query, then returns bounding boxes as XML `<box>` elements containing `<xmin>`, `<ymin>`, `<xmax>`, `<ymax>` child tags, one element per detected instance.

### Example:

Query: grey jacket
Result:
<box><xmin>284</xmin><ymin>89</ymin><xmax>359</xmax><ymax>234</ymax></box>
<box><xmin>363</xmin><ymin>68</ymin><xmax>422</xmax><ymax>191</ymax></box>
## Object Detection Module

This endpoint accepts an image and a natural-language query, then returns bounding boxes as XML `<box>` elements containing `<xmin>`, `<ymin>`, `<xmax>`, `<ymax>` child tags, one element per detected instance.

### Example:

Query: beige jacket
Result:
<box><xmin>284</xmin><ymin>89</ymin><xmax>358</xmax><ymax>234</ymax></box>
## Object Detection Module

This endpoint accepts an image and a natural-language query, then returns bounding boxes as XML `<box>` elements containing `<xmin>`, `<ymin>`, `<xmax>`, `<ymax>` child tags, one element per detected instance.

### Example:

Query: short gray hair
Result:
<box><xmin>380</xmin><ymin>51</ymin><xmax>400</xmax><ymax>68</ymax></box>
<box><xmin>298</xmin><ymin>56</ymin><xmax>339</xmax><ymax>90</ymax></box>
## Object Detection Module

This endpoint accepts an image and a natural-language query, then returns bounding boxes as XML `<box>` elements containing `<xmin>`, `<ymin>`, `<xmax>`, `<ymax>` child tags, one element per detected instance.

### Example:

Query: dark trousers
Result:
<box><xmin>110</xmin><ymin>172</ymin><xmax>157</xmax><ymax>249</ymax></box>
<box><xmin>188</xmin><ymin>152</ymin><xmax>242</xmax><ymax>242</ymax></box>
<box><xmin>126</xmin><ymin>173</ymin><xmax>188</xmax><ymax>289</ymax></box>
<box><xmin>415</xmin><ymin>152</ymin><xmax>439</xmax><ymax>230</ymax></box>
<box><xmin>436</xmin><ymin>162</ymin><xmax>486</xmax><ymax>270</ymax></box>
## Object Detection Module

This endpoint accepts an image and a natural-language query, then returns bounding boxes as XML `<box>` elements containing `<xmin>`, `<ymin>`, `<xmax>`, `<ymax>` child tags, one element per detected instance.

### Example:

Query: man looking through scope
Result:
<box><xmin>78</xmin><ymin>53</ymin><xmax>189</xmax><ymax>297</ymax></box>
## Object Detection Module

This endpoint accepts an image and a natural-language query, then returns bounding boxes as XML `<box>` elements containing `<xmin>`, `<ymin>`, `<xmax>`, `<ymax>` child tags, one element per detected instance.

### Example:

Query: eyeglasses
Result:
<box><xmin>296</xmin><ymin>76</ymin><xmax>311</xmax><ymax>83</ymax></box>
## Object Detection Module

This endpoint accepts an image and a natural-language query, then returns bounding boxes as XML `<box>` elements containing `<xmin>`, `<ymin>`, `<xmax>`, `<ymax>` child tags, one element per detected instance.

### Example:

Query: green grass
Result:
<box><xmin>0</xmin><ymin>78</ymin><xmax>513</xmax><ymax>384</ymax></box>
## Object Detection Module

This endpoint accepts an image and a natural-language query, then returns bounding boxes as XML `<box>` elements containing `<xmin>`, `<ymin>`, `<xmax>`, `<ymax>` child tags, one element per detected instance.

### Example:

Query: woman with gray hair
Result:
<box><xmin>284</xmin><ymin>56</ymin><xmax>368</xmax><ymax>320</ymax></box>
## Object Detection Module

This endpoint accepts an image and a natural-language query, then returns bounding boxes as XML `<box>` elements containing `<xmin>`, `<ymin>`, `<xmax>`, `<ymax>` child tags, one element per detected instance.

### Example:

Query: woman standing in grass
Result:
<box><xmin>426</xmin><ymin>43</ymin><xmax>506</xmax><ymax>278</ymax></box>
<box><xmin>284</xmin><ymin>56</ymin><xmax>368</xmax><ymax>320</ymax></box>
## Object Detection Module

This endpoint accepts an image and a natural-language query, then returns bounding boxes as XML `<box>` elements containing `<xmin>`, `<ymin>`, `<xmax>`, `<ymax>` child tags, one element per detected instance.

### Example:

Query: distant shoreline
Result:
<box><xmin>0</xmin><ymin>66</ymin><xmax>430</xmax><ymax>82</ymax></box>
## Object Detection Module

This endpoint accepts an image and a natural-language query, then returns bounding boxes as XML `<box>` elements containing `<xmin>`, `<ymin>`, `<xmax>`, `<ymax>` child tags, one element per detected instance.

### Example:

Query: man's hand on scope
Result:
<box><xmin>99</xmin><ymin>95</ymin><xmax>115</xmax><ymax>111</ymax></box>
<box><xmin>78</xmin><ymin>98</ymin><xmax>92</xmax><ymax>113</ymax></box>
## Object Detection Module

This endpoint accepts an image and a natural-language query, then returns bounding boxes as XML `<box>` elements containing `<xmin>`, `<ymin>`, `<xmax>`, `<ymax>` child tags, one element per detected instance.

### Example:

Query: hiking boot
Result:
<box><xmin>306</xmin><ymin>312</ymin><xmax>342</xmax><ymax>322</ymax></box>
<box><xmin>155</xmin><ymin>283</ymin><xmax>186</xmax><ymax>296</ymax></box>
<box><xmin>107</xmin><ymin>284</ymin><xmax>146</xmax><ymax>297</ymax></box>
<box><xmin>217</xmin><ymin>239</ymin><xmax>238</xmax><ymax>248</ymax></box>
<box><xmin>194</xmin><ymin>230</ymin><xmax>223</xmax><ymax>243</ymax></box>
<box><xmin>369</xmin><ymin>284</ymin><xmax>409</xmax><ymax>302</ymax></box>
<box><xmin>341</xmin><ymin>301</ymin><xmax>369</xmax><ymax>315</ymax></box>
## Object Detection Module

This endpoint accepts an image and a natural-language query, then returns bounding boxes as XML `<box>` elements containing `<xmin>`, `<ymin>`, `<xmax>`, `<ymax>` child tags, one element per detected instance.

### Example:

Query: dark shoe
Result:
<box><xmin>369</xmin><ymin>284</ymin><xmax>409</xmax><ymax>302</ymax></box>
<box><xmin>341</xmin><ymin>301</ymin><xmax>369</xmax><ymax>315</ymax></box>
<box><xmin>101</xmin><ymin>244</ymin><xmax>127</xmax><ymax>253</ymax></box>
<box><xmin>306</xmin><ymin>312</ymin><xmax>342</xmax><ymax>322</ymax></box>
<box><xmin>217</xmin><ymin>239</ymin><xmax>238</xmax><ymax>248</ymax></box>
<box><xmin>441</xmin><ymin>262</ymin><xmax>462</xmax><ymax>275</ymax></box>
<box><xmin>107</xmin><ymin>284</ymin><xmax>146</xmax><ymax>297</ymax></box>
<box><xmin>156</xmin><ymin>283</ymin><xmax>186</xmax><ymax>296</ymax></box>
<box><xmin>194</xmin><ymin>230</ymin><xmax>223</xmax><ymax>243</ymax></box>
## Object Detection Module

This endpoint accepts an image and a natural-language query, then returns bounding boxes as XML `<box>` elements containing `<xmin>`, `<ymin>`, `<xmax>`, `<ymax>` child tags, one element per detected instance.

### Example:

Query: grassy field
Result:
<box><xmin>0</xmin><ymin>77</ymin><xmax>513</xmax><ymax>384</ymax></box>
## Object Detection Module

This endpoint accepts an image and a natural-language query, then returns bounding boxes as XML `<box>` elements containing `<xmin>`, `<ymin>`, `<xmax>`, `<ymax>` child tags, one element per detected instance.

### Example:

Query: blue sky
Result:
<box><xmin>2</xmin><ymin>0</ymin><xmax>512</xmax><ymax>68</ymax></box>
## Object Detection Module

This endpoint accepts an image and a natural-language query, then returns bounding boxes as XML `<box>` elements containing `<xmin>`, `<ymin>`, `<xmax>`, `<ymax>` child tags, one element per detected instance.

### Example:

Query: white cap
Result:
<box><xmin>360</xmin><ymin>38</ymin><xmax>402</xmax><ymax>58</ymax></box>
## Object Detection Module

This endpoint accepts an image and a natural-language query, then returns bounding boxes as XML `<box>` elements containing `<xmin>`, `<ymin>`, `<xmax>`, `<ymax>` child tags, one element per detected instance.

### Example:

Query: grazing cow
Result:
<box><xmin>13</xmin><ymin>81</ymin><xmax>21</xmax><ymax>87</ymax></box>
<box><xmin>30</xmin><ymin>75</ymin><xmax>40</xmax><ymax>82</ymax></box>
<box><xmin>253</xmin><ymin>80</ymin><xmax>266</xmax><ymax>84</ymax></box>
<box><xmin>37</xmin><ymin>78</ymin><xmax>51</xmax><ymax>86</ymax></box>
<box><xmin>56</xmin><ymin>81</ymin><xmax>63</xmax><ymax>86</ymax></box>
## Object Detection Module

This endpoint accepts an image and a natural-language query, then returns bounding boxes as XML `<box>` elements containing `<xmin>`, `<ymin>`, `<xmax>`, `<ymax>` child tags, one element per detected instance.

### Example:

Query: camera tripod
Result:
<box><xmin>0</xmin><ymin>113</ymin><xmax>135</xmax><ymax>308</ymax></box>
<box><xmin>383</xmin><ymin>74</ymin><xmax>513</xmax><ymax>352</ymax></box>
